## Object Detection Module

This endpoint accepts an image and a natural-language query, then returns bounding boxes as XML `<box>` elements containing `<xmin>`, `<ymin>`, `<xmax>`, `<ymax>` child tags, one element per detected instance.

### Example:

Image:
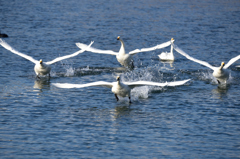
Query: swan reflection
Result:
<box><xmin>33</xmin><ymin>79</ymin><xmax>50</xmax><ymax>90</ymax></box>
<box><xmin>211</xmin><ymin>84</ymin><xmax>229</xmax><ymax>99</ymax></box>
<box><xmin>110</xmin><ymin>105</ymin><xmax>131</xmax><ymax>120</ymax></box>
<box><xmin>160</xmin><ymin>60</ymin><xmax>174</xmax><ymax>69</ymax></box>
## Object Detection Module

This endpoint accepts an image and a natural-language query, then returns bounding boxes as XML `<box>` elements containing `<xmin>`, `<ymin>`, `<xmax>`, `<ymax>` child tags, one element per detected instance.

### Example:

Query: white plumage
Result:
<box><xmin>158</xmin><ymin>38</ymin><xmax>175</xmax><ymax>61</ymax></box>
<box><xmin>173</xmin><ymin>43</ymin><xmax>240</xmax><ymax>84</ymax></box>
<box><xmin>52</xmin><ymin>76</ymin><xmax>191</xmax><ymax>103</ymax></box>
<box><xmin>0</xmin><ymin>39</ymin><xmax>94</xmax><ymax>78</ymax></box>
<box><xmin>76</xmin><ymin>36</ymin><xmax>171</xmax><ymax>68</ymax></box>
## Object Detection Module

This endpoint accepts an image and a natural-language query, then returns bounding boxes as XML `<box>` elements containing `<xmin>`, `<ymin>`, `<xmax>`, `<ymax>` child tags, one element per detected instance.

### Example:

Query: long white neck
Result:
<box><xmin>170</xmin><ymin>44</ymin><xmax>173</xmax><ymax>55</ymax></box>
<box><xmin>119</xmin><ymin>39</ymin><xmax>126</xmax><ymax>55</ymax></box>
<box><xmin>218</xmin><ymin>62</ymin><xmax>225</xmax><ymax>70</ymax></box>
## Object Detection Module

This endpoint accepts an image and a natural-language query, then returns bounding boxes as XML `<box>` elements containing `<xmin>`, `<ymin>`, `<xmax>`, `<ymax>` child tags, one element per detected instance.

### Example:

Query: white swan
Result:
<box><xmin>0</xmin><ymin>39</ymin><xmax>94</xmax><ymax>78</ymax></box>
<box><xmin>52</xmin><ymin>76</ymin><xmax>191</xmax><ymax>103</ymax></box>
<box><xmin>173</xmin><ymin>43</ymin><xmax>240</xmax><ymax>84</ymax></box>
<box><xmin>158</xmin><ymin>38</ymin><xmax>175</xmax><ymax>61</ymax></box>
<box><xmin>76</xmin><ymin>36</ymin><xmax>172</xmax><ymax>68</ymax></box>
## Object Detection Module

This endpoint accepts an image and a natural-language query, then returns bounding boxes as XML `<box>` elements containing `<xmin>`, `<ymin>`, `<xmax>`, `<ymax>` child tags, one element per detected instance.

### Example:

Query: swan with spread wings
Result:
<box><xmin>173</xmin><ymin>43</ymin><xmax>240</xmax><ymax>84</ymax></box>
<box><xmin>52</xmin><ymin>76</ymin><xmax>190</xmax><ymax>103</ymax></box>
<box><xmin>0</xmin><ymin>39</ymin><xmax>94</xmax><ymax>78</ymax></box>
<box><xmin>76</xmin><ymin>36</ymin><xmax>171</xmax><ymax>68</ymax></box>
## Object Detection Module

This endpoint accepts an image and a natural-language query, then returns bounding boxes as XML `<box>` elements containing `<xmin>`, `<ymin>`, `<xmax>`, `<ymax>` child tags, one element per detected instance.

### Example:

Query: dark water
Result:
<box><xmin>1</xmin><ymin>0</ymin><xmax>240</xmax><ymax>158</ymax></box>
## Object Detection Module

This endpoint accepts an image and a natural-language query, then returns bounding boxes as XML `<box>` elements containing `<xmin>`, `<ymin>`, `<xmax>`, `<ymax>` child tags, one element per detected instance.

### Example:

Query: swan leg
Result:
<box><xmin>115</xmin><ymin>94</ymin><xmax>119</xmax><ymax>101</ymax></box>
<box><xmin>131</xmin><ymin>61</ymin><xmax>134</xmax><ymax>69</ymax></box>
<box><xmin>36</xmin><ymin>74</ymin><xmax>41</xmax><ymax>79</ymax></box>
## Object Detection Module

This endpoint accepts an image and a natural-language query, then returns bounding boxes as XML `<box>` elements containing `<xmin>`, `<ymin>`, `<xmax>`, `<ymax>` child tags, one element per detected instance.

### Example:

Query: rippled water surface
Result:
<box><xmin>1</xmin><ymin>0</ymin><xmax>240</xmax><ymax>158</ymax></box>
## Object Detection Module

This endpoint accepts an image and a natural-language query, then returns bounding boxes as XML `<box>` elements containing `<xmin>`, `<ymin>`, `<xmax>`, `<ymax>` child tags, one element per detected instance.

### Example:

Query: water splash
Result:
<box><xmin>58</xmin><ymin>60</ymin><xmax>76</xmax><ymax>77</ymax></box>
<box><xmin>81</xmin><ymin>65</ymin><xmax>90</xmax><ymax>71</ymax></box>
<box><xmin>50</xmin><ymin>71</ymin><xmax>57</xmax><ymax>77</ymax></box>
<box><xmin>195</xmin><ymin>70</ymin><xmax>233</xmax><ymax>85</ymax></box>
<box><xmin>199</xmin><ymin>71</ymin><xmax>217</xmax><ymax>84</ymax></box>
<box><xmin>64</xmin><ymin>66</ymin><xmax>75</xmax><ymax>77</ymax></box>
<box><xmin>119</xmin><ymin>66</ymin><xmax>171</xmax><ymax>101</ymax></box>
<box><xmin>131</xmin><ymin>86</ymin><xmax>150</xmax><ymax>99</ymax></box>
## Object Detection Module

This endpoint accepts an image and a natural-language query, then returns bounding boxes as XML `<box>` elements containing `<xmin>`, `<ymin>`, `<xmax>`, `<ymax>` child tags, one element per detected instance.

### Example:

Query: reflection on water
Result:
<box><xmin>33</xmin><ymin>79</ymin><xmax>50</xmax><ymax>90</ymax></box>
<box><xmin>160</xmin><ymin>60</ymin><xmax>174</xmax><ymax>69</ymax></box>
<box><xmin>211</xmin><ymin>84</ymin><xmax>229</xmax><ymax>99</ymax></box>
<box><xmin>110</xmin><ymin>105</ymin><xmax>131</xmax><ymax>120</ymax></box>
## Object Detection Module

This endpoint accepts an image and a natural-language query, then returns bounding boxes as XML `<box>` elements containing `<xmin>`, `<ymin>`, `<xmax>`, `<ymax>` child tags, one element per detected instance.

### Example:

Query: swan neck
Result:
<box><xmin>119</xmin><ymin>39</ymin><xmax>125</xmax><ymax>55</ymax></box>
<box><xmin>220</xmin><ymin>64</ymin><xmax>224</xmax><ymax>70</ymax></box>
<box><xmin>170</xmin><ymin>44</ymin><xmax>173</xmax><ymax>54</ymax></box>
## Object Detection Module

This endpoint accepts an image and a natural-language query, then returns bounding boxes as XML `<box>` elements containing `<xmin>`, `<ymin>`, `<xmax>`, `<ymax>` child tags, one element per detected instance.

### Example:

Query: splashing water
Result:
<box><xmin>191</xmin><ymin>69</ymin><xmax>234</xmax><ymax>86</ymax></box>
<box><xmin>58</xmin><ymin>60</ymin><xmax>76</xmax><ymax>77</ymax></box>
<box><xmin>81</xmin><ymin>65</ymin><xmax>90</xmax><ymax>71</ymax></box>
<box><xmin>50</xmin><ymin>71</ymin><xmax>57</xmax><ymax>77</ymax></box>
<box><xmin>119</xmin><ymin>67</ymin><xmax>168</xmax><ymax>101</ymax></box>
<box><xmin>131</xmin><ymin>86</ymin><xmax>150</xmax><ymax>100</ymax></box>
<box><xmin>200</xmin><ymin>71</ymin><xmax>217</xmax><ymax>84</ymax></box>
<box><xmin>227</xmin><ymin>73</ymin><xmax>233</xmax><ymax>84</ymax></box>
<box><xmin>64</xmin><ymin>67</ymin><xmax>75</xmax><ymax>77</ymax></box>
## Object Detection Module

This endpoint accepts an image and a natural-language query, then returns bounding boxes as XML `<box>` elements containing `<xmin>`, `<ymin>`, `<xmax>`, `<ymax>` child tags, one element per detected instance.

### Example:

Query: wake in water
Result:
<box><xmin>190</xmin><ymin>70</ymin><xmax>234</xmax><ymax>85</ymax></box>
<box><xmin>115</xmin><ymin>66</ymin><xmax>187</xmax><ymax>101</ymax></box>
<box><xmin>172</xmin><ymin>43</ymin><xmax>240</xmax><ymax>85</ymax></box>
<box><xmin>64</xmin><ymin>65</ymin><xmax>75</xmax><ymax>77</ymax></box>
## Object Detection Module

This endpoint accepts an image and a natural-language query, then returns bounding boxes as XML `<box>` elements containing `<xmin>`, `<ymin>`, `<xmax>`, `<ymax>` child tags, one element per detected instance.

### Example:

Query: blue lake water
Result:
<box><xmin>1</xmin><ymin>0</ymin><xmax>240</xmax><ymax>158</ymax></box>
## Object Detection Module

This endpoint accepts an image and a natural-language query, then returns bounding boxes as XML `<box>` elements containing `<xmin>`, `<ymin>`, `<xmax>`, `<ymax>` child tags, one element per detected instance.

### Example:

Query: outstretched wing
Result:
<box><xmin>129</xmin><ymin>41</ymin><xmax>171</xmax><ymax>55</ymax></box>
<box><xmin>173</xmin><ymin>43</ymin><xmax>216</xmax><ymax>70</ymax></box>
<box><xmin>125</xmin><ymin>79</ymin><xmax>190</xmax><ymax>89</ymax></box>
<box><xmin>76</xmin><ymin>42</ymin><xmax>118</xmax><ymax>55</ymax></box>
<box><xmin>0</xmin><ymin>39</ymin><xmax>38</xmax><ymax>64</ymax></box>
<box><xmin>166</xmin><ymin>79</ymin><xmax>191</xmax><ymax>86</ymax></box>
<box><xmin>52</xmin><ymin>81</ymin><xmax>113</xmax><ymax>89</ymax></box>
<box><xmin>46</xmin><ymin>41</ymin><xmax>94</xmax><ymax>65</ymax></box>
<box><xmin>125</xmin><ymin>81</ymin><xmax>168</xmax><ymax>89</ymax></box>
<box><xmin>223</xmin><ymin>54</ymin><xmax>240</xmax><ymax>69</ymax></box>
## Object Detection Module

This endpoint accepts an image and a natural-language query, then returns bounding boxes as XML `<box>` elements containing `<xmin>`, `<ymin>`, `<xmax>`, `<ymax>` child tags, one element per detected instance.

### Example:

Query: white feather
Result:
<box><xmin>0</xmin><ymin>39</ymin><xmax>94</xmax><ymax>76</ymax></box>
<box><xmin>0</xmin><ymin>39</ymin><xmax>38</xmax><ymax>64</ymax></box>
<box><xmin>76</xmin><ymin>36</ymin><xmax>171</xmax><ymax>67</ymax></box>
<box><xmin>52</xmin><ymin>76</ymin><xmax>191</xmax><ymax>102</ymax></box>
<box><xmin>173</xmin><ymin>43</ymin><xmax>240</xmax><ymax>84</ymax></box>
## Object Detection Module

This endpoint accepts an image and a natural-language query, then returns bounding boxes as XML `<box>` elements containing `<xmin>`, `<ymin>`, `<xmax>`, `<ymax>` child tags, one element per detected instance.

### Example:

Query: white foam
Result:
<box><xmin>64</xmin><ymin>67</ymin><xmax>75</xmax><ymax>77</ymax></box>
<box><xmin>120</xmin><ymin>67</ymin><xmax>168</xmax><ymax>100</ymax></box>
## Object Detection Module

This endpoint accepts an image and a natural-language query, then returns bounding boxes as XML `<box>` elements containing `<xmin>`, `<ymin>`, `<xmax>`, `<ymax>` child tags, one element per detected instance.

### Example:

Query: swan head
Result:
<box><xmin>221</xmin><ymin>62</ymin><xmax>225</xmax><ymax>68</ymax></box>
<box><xmin>218</xmin><ymin>62</ymin><xmax>225</xmax><ymax>69</ymax></box>
<box><xmin>40</xmin><ymin>59</ymin><xmax>43</xmax><ymax>64</ymax></box>
<box><xmin>116</xmin><ymin>76</ymin><xmax>120</xmax><ymax>81</ymax></box>
<box><xmin>171</xmin><ymin>38</ymin><xmax>175</xmax><ymax>43</ymax></box>
<box><xmin>117</xmin><ymin>36</ymin><xmax>121</xmax><ymax>40</ymax></box>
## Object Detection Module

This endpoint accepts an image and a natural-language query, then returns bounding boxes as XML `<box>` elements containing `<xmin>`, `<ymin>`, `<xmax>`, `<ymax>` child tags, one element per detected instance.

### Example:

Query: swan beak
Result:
<box><xmin>116</xmin><ymin>76</ymin><xmax>120</xmax><ymax>81</ymax></box>
<box><xmin>40</xmin><ymin>59</ymin><xmax>43</xmax><ymax>64</ymax></box>
<box><xmin>117</xmin><ymin>36</ymin><xmax>120</xmax><ymax>40</ymax></box>
<box><xmin>171</xmin><ymin>38</ymin><xmax>175</xmax><ymax>42</ymax></box>
<box><xmin>221</xmin><ymin>62</ymin><xmax>225</xmax><ymax>66</ymax></box>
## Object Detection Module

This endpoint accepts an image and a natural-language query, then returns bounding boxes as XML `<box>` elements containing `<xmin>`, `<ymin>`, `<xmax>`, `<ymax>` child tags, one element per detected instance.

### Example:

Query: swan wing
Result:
<box><xmin>224</xmin><ymin>54</ymin><xmax>240</xmax><ymax>69</ymax></box>
<box><xmin>129</xmin><ymin>40</ymin><xmax>171</xmax><ymax>55</ymax></box>
<box><xmin>52</xmin><ymin>81</ymin><xmax>113</xmax><ymax>89</ymax></box>
<box><xmin>166</xmin><ymin>79</ymin><xmax>191</xmax><ymax>86</ymax></box>
<box><xmin>173</xmin><ymin>43</ymin><xmax>216</xmax><ymax>70</ymax></box>
<box><xmin>46</xmin><ymin>41</ymin><xmax>94</xmax><ymax>65</ymax></box>
<box><xmin>0</xmin><ymin>39</ymin><xmax>38</xmax><ymax>64</ymax></box>
<box><xmin>125</xmin><ymin>79</ymin><xmax>190</xmax><ymax>89</ymax></box>
<box><xmin>125</xmin><ymin>81</ymin><xmax>168</xmax><ymax>89</ymax></box>
<box><xmin>76</xmin><ymin>42</ymin><xmax>118</xmax><ymax>55</ymax></box>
